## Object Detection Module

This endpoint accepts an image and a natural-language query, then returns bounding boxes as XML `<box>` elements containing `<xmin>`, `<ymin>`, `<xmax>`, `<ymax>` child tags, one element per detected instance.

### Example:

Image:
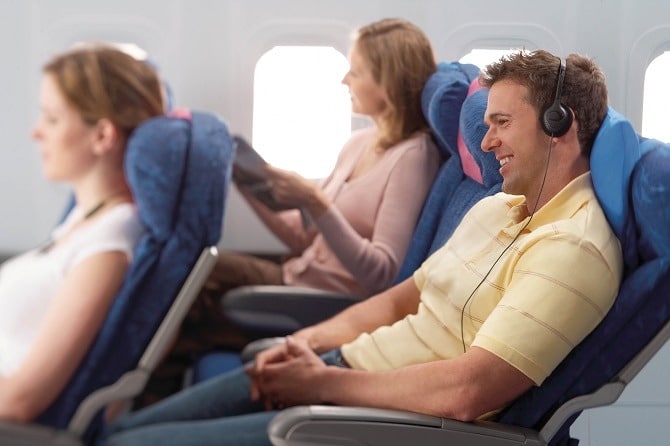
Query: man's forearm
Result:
<box><xmin>318</xmin><ymin>347</ymin><xmax>534</xmax><ymax>421</ymax></box>
<box><xmin>295</xmin><ymin>278</ymin><xmax>421</xmax><ymax>353</ymax></box>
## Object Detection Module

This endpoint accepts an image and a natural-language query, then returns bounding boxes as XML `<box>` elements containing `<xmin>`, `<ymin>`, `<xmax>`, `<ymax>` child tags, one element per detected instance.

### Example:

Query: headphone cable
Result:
<box><xmin>459</xmin><ymin>136</ymin><xmax>554</xmax><ymax>353</ymax></box>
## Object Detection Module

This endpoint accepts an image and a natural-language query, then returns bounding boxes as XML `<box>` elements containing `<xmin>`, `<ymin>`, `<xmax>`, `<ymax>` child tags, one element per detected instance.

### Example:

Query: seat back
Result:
<box><xmin>395</xmin><ymin>63</ymin><xmax>501</xmax><ymax>281</ymax></box>
<box><xmin>496</xmin><ymin>109</ymin><xmax>670</xmax><ymax>445</ymax></box>
<box><xmin>35</xmin><ymin>110</ymin><xmax>235</xmax><ymax>438</ymax></box>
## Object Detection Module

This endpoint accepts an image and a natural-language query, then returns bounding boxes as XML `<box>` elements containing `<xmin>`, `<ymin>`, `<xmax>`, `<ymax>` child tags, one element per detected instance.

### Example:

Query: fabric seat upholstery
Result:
<box><xmin>33</xmin><ymin>110</ymin><xmax>234</xmax><ymax>442</ymax></box>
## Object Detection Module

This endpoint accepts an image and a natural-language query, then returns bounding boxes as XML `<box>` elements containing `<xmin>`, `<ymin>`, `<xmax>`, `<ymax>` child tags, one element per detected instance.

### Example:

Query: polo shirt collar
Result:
<box><xmin>504</xmin><ymin>172</ymin><xmax>595</xmax><ymax>234</ymax></box>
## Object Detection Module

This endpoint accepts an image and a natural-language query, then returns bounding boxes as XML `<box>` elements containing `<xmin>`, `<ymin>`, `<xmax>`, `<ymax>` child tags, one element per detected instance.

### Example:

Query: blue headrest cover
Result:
<box><xmin>590</xmin><ymin>107</ymin><xmax>641</xmax><ymax>244</ymax></box>
<box><xmin>421</xmin><ymin>62</ymin><xmax>480</xmax><ymax>158</ymax></box>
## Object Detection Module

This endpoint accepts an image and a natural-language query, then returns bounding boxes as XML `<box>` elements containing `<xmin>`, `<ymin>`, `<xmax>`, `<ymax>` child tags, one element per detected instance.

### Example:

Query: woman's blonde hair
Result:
<box><xmin>355</xmin><ymin>18</ymin><xmax>436</xmax><ymax>149</ymax></box>
<box><xmin>43</xmin><ymin>44</ymin><xmax>165</xmax><ymax>141</ymax></box>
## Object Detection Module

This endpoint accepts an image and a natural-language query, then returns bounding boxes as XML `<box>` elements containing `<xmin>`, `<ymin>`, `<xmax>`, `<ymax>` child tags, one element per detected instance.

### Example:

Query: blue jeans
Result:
<box><xmin>101</xmin><ymin>349</ymin><xmax>345</xmax><ymax>446</ymax></box>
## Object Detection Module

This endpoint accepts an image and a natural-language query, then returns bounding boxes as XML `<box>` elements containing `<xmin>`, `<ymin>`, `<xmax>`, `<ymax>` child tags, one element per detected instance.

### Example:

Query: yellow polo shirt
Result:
<box><xmin>341</xmin><ymin>173</ymin><xmax>623</xmax><ymax>385</ymax></box>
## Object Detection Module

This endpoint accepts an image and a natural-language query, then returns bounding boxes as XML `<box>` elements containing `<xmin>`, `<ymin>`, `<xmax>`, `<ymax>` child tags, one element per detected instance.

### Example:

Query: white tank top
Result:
<box><xmin>0</xmin><ymin>203</ymin><xmax>144</xmax><ymax>376</ymax></box>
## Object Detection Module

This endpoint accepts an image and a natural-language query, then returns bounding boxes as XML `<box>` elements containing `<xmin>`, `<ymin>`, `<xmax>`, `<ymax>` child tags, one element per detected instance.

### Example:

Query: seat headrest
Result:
<box><xmin>125</xmin><ymin>117</ymin><xmax>187</xmax><ymax>242</ymax></box>
<box><xmin>457</xmin><ymin>86</ymin><xmax>499</xmax><ymax>187</ymax></box>
<box><xmin>590</xmin><ymin>107</ymin><xmax>641</xmax><ymax>243</ymax></box>
<box><xmin>421</xmin><ymin>62</ymin><xmax>480</xmax><ymax>158</ymax></box>
<box><xmin>631</xmin><ymin>143</ymin><xmax>670</xmax><ymax>261</ymax></box>
<box><xmin>125</xmin><ymin>110</ymin><xmax>229</xmax><ymax>245</ymax></box>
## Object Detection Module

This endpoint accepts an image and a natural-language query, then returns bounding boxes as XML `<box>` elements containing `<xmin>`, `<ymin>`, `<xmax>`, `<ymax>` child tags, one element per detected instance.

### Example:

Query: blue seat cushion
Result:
<box><xmin>192</xmin><ymin>352</ymin><xmax>244</xmax><ymax>384</ymax></box>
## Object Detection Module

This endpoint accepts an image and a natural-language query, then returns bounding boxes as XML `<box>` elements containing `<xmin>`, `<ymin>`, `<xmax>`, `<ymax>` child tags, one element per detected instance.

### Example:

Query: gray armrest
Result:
<box><xmin>240</xmin><ymin>337</ymin><xmax>286</xmax><ymax>363</ymax></box>
<box><xmin>221</xmin><ymin>285</ymin><xmax>362</xmax><ymax>335</ymax></box>
<box><xmin>0</xmin><ymin>420</ymin><xmax>80</xmax><ymax>446</ymax></box>
<box><xmin>268</xmin><ymin>406</ymin><xmax>545</xmax><ymax>446</ymax></box>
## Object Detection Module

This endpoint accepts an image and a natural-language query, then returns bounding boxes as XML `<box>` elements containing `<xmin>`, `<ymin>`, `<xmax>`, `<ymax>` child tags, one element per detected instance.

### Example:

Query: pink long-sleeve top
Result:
<box><xmin>249</xmin><ymin>126</ymin><xmax>441</xmax><ymax>297</ymax></box>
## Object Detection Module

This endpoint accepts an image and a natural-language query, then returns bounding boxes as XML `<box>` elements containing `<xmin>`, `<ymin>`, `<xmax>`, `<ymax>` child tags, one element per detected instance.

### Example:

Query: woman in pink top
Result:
<box><xmin>140</xmin><ymin>18</ymin><xmax>441</xmax><ymax>406</ymax></box>
<box><xmin>213</xmin><ymin>18</ymin><xmax>441</xmax><ymax>298</ymax></box>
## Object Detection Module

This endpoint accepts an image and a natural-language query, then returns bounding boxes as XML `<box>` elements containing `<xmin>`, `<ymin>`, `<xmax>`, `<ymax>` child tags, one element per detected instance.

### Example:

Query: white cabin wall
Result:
<box><xmin>2</xmin><ymin>0</ymin><xmax>669</xmax><ymax>255</ymax></box>
<box><xmin>0</xmin><ymin>3</ymin><xmax>43</xmax><ymax>253</ymax></box>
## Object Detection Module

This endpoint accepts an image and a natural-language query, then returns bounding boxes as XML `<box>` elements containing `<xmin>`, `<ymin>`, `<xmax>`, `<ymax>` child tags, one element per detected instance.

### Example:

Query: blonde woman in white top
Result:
<box><xmin>0</xmin><ymin>44</ymin><xmax>164</xmax><ymax>422</ymax></box>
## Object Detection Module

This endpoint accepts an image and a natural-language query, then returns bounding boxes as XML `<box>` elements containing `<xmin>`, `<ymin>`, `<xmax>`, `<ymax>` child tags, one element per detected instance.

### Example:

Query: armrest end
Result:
<box><xmin>222</xmin><ymin>286</ymin><xmax>361</xmax><ymax>334</ymax></box>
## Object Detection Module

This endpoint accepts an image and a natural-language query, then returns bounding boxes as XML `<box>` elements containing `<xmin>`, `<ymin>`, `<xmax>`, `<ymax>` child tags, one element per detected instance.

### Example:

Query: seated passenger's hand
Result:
<box><xmin>246</xmin><ymin>338</ymin><xmax>290</xmax><ymax>403</ymax></box>
<box><xmin>263</xmin><ymin>165</ymin><xmax>329</xmax><ymax>217</ymax></box>
<box><xmin>250</xmin><ymin>336</ymin><xmax>328</xmax><ymax>410</ymax></box>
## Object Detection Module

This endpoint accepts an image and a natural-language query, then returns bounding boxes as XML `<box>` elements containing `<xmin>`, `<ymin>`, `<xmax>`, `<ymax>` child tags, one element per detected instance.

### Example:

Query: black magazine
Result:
<box><xmin>232</xmin><ymin>135</ymin><xmax>312</xmax><ymax>227</ymax></box>
<box><xmin>233</xmin><ymin>135</ymin><xmax>294</xmax><ymax>211</ymax></box>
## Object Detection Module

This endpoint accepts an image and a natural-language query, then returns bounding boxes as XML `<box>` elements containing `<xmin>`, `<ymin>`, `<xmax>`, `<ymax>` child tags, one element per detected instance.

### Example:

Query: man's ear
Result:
<box><xmin>91</xmin><ymin>118</ymin><xmax>121</xmax><ymax>156</ymax></box>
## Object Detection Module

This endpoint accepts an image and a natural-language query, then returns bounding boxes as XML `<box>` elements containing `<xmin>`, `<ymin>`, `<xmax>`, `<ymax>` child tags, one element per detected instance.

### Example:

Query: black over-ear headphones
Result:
<box><xmin>541</xmin><ymin>59</ymin><xmax>573</xmax><ymax>137</ymax></box>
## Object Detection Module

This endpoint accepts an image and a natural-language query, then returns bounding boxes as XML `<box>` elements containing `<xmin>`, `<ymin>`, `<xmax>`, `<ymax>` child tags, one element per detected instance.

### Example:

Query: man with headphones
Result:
<box><xmin>102</xmin><ymin>50</ymin><xmax>623</xmax><ymax>446</ymax></box>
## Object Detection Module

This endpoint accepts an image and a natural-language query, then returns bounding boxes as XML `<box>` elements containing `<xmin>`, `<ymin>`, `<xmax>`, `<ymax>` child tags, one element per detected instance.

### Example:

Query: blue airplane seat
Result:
<box><xmin>394</xmin><ymin>67</ymin><xmax>500</xmax><ymax>282</ymax></box>
<box><xmin>0</xmin><ymin>109</ymin><xmax>235</xmax><ymax>445</ymax></box>
<box><xmin>266</xmin><ymin>110</ymin><xmax>670</xmax><ymax>446</ymax></box>
<box><xmin>190</xmin><ymin>62</ymin><xmax>503</xmax><ymax>383</ymax></box>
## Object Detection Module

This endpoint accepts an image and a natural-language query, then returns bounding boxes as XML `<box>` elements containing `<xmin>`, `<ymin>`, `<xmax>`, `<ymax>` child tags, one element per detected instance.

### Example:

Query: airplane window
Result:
<box><xmin>642</xmin><ymin>51</ymin><xmax>670</xmax><ymax>142</ymax></box>
<box><xmin>460</xmin><ymin>48</ymin><xmax>519</xmax><ymax>69</ymax></box>
<box><xmin>252</xmin><ymin>46</ymin><xmax>351</xmax><ymax>179</ymax></box>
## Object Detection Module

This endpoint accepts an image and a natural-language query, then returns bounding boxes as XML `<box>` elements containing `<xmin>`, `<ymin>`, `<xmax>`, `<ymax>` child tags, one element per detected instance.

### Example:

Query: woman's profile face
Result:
<box><xmin>32</xmin><ymin>73</ymin><xmax>98</xmax><ymax>182</ymax></box>
<box><xmin>341</xmin><ymin>44</ymin><xmax>388</xmax><ymax>120</ymax></box>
